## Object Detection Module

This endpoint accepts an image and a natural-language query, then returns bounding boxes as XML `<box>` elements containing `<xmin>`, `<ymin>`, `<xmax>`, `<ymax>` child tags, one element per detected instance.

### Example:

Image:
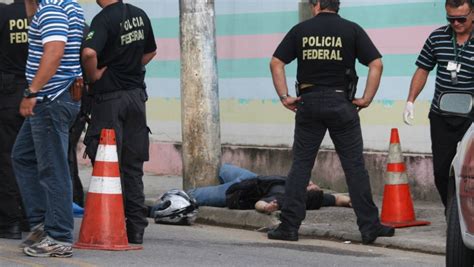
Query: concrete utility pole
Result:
<box><xmin>179</xmin><ymin>0</ymin><xmax>221</xmax><ymax>190</ymax></box>
<box><xmin>299</xmin><ymin>0</ymin><xmax>312</xmax><ymax>22</ymax></box>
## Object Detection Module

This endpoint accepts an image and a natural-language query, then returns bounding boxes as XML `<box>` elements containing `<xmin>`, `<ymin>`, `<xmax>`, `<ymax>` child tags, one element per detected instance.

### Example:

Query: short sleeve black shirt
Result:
<box><xmin>0</xmin><ymin>0</ymin><xmax>28</xmax><ymax>77</ymax></box>
<box><xmin>84</xmin><ymin>2</ymin><xmax>157</xmax><ymax>93</ymax></box>
<box><xmin>273</xmin><ymin>12</ymin><xmax>381</xmax><ymax>87</ymax></box>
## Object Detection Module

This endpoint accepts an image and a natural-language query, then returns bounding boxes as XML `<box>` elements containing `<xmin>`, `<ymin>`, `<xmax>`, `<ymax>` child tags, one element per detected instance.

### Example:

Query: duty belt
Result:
<box><xmin>297</xmin><ymin>83</ymin><xmax>346</xmax><ymax>95</ymax></box>
<box><xmin>298</xmin><ymin>83</ymin><xmax>316</xmax><ymax>90</ymax></box>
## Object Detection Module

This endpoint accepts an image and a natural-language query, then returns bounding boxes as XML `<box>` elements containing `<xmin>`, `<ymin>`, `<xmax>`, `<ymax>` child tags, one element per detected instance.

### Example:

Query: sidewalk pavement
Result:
<box><xmin>79</xmin><ymin>167</ymin><xmax>446</xmax><ymax>255</ymax></box>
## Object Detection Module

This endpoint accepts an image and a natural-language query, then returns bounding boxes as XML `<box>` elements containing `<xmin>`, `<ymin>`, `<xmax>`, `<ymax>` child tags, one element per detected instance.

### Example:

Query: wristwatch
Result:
<box><xmin>279</xmin><ymin>94</ymin><xmax>290</xmax><ymax>101</ymax></box>
<box><xmin>23</xmin><ymin>88</ymin><xmax>38</xmax><ymax>98</ymax></box>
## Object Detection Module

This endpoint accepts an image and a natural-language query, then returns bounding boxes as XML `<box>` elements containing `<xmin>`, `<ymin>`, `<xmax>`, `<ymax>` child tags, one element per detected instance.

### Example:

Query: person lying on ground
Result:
<box><xmin>187</xmin><ymin>164</ymin><xmax>351</xmax><ymax>213</ymax></box>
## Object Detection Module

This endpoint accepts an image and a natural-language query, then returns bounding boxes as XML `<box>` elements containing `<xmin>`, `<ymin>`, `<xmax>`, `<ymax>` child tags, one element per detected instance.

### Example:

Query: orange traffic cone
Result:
<box><xmin>74</xmin><ymin>129</ymin><xmax>141</xmax><ymax>251</ymax></box>
<box><xmin>380</xmin><ymin>128</ymin><xmax>430</xmax><ymax>228</ymax></box>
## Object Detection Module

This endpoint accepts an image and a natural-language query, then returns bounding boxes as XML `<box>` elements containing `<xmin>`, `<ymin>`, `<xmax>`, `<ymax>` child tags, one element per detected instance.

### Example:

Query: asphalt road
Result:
<box><xmin>0</xmin><ymin>219</ymin><xmax>444</xmax><ymax>267</ymax></box>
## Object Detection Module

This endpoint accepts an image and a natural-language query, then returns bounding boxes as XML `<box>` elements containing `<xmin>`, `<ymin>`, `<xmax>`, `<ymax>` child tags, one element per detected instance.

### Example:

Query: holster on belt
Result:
<box><xmin>70</xmin><ymin>77</ymin><xmax>84</xmax><ymax>101</ymax></box>
<box><xmin>345</xmin><ymin>68</ymin><xmax>359</xmax><ymax>101</ymax></box>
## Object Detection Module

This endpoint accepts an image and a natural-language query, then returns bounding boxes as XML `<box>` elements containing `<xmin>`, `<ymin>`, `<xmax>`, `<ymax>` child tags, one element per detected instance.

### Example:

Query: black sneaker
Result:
<box><xmin>361</xmin><ymin>225</ymin><xmax>395</xmax><ymax>245</ymax></box>
<box><xmin>267</xmin><ymin>225</ymin><xmax>299</xmax><ymax>241</ymax></box>
<box><xmin>23</xmin><ymin>237</ymin><xmax>72</xmax><ymax>258</ymax></box>
<box><xmin>19</xmin><ymin>223</ymin><xmax>46</xmax><ymax>248</ymax></box>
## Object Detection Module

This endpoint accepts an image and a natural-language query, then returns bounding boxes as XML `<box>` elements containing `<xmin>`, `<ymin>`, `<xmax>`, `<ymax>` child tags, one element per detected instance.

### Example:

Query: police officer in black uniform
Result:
<box><xmin>0</xmin><ymin>0</ymin><xmax>29</xmax><ymax>239</ymax></box>
<box><xmin>268</xmin><ymin>0</ymin><xmax>394</xmax><ymax>244</ymax></box>
<box><xmin>82</xmin><ymin>0</ymin><xmax>156</xmax><ymax>244</ymax></box>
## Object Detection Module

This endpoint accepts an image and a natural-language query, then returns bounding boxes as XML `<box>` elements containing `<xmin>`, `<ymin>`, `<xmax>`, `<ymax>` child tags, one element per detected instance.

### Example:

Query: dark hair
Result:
<box><xmin>308</xmin><ymin>0</ymin><xmax>340</xmax><ymax>13</ymax></box>
<box><xmin>445</xmin><ymin>0</ymin><xmax>474</xmax><ymax>8</ymax></box>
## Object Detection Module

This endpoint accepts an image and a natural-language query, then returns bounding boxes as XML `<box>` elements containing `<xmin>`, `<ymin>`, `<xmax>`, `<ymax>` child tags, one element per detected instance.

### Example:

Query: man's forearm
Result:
<box><xmin>30</xmin><ymin>42</ymin><xmax>65</xmax><ymax>92</ymax></box>
<box><xmin>142</xmin><ymin>51</ymin><xmax>156</xmax><ymax>65</ymax></box>
<box><xmin>362</xmin><ymin>58</ymin><xmax>383</xmax><ymax>103</ymax></box>
<box><xmin>270</xmin><ymin>57</ymin><xmax>289</xmax><ymax>97</ymax></box>
<box><xmin>407</xmin><ymin>68</ymin><xmax>429</xmax><ymax>103</ymax></box>
<box><xmin>82</xmin><ymin>57</ymin><xmax>98</xmax><ymax>82</ymax></box>
<box><xmin>82</xmin><ymin>48</ymin><xmax>99</xmax><ymax>82</ymax></box>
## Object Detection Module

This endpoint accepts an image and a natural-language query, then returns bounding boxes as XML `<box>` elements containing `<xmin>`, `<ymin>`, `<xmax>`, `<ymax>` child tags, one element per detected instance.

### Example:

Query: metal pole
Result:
<box><xmin>179</xmin><ymin>0</ymin><xmax>221</xmax><ymax>190</ymax></box>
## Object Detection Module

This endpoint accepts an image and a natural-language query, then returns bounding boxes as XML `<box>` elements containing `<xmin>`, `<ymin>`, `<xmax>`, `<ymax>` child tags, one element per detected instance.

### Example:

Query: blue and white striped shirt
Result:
<box><xmin>416</xmin><ymin>25</ymin><xmax>474</xmax><ymax>114</ymax></box>
<box><xmin>26</xmin><ymin>0</ymin><xmax>84</xmax><ymax>100</ymax></box>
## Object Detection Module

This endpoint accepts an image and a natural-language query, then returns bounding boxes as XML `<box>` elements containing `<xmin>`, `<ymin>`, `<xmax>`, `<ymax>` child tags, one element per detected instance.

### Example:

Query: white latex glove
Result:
<box><xmin>403</xmin><ymin>101</ymin><xmax>414</xmax><ymax>125</ymax></box>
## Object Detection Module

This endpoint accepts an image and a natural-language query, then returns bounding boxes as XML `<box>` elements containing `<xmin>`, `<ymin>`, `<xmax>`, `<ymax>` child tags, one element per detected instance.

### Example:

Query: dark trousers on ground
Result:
<box><xmin>429</xmin><ymin>112</ymin><xmax>471</xmax><ymax>208</ymax></box>
<box><xmin>84</xmin><ymin>88</ymin><xmax>149</xmax><ymax>235</ymax></box>
<box><xmin>280</xmin><ymin>89</ymin><xmax>380</xmax><ymax>235</ymax></box>
<box><xmin>0</xmin><ymin>76</ymin><xmax>25</xmax><ymax>227</ymax></box>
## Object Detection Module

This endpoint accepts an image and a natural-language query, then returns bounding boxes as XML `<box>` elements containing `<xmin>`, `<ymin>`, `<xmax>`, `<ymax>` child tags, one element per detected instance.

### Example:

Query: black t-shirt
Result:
<box><xmin>273</xmin><ymin>12</ymin><xmax>381</xmax><ymax>87</ymax></box>
<box><xmin>84</xmin><ymin>2</ymin><xmax>156</xmax><ymax>93</ymax></box>
<box><xmin>0</xmin><ymin>0</ymin><xmax>28</xmax><ymax>77</ymax></box>
<box><xmin>260</xmin><ymin>183</ymin><xmax>285</xmax><ymax>203</ymax></box>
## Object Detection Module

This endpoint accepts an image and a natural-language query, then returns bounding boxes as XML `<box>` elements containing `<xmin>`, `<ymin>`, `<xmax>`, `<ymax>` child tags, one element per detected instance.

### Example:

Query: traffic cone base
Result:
<box><xmin>381</xmin><ymin>184</ymin><xmax>430</xmax><ymax>228</ymax></box>
<box><xmin>380</xmin><ymin>128</ymin><xmax>430</xmax><ymax>228</ymax></box>
<box><xmin>74</xmin><ymin>129</ymin><xmax>142</xmax><ymax>251</ymax></box>
<box><xmin>74</xmin><ymin>194</ymin><xmax>141</xmax><ymax>251</ymax></box>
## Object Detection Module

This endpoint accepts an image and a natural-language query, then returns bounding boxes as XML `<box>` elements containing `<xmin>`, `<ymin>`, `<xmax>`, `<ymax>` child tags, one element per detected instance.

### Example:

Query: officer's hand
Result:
<box><xmin>352</xmin><ymin>98</ymin><xmax>371</xmax><ymax>111</ymax></box>
<box><xmin>19</xmin><ymin>97</ymin><xmax>37</xmax><ymax>117</ymax></box>
<box><xmin>281</xmin><ymin>96</ymin><xmax>301</xmax><ymax>112</ymax></box>
<box><xmin>403</xmin><ymin>101</ymin><xmax>414</xmax><ymax>125</ymax></box>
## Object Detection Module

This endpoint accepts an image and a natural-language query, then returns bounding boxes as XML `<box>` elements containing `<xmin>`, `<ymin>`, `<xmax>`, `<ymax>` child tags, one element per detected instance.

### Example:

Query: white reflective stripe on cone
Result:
<box><xmin>89</xmin><ymin>176</ymin><xmax>122</xmax><ymax>194</ymax></box>
<box><xmin>385</xmin><ymin>171</ymin><xmax>408</xmax><ymax>185</ymax></box>
<box><xmin>388</xmin><ymin>144</ymin><xmax>403</xmax><ymax>163</ymax></box>
<box><xmin>95</xmin><ymin>145</ymin><xmax>119</xmax><ymax>162</ymax></box>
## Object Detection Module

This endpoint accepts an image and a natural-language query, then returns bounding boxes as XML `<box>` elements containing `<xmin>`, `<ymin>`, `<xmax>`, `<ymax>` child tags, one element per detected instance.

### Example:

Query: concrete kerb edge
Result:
<box><xmin>298</xmin><ymin>225</ymin><xmax>445</xmax><ymax>255</ymax></box>
<box><xmin>147</xmin><ymin>203</ymin><xmax>446</xmax><ymax>255</ymax></box>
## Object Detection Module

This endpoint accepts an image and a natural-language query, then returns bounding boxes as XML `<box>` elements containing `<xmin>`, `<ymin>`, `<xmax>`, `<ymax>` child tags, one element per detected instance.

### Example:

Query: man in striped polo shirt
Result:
<box><xmin>11</xmin><ymin>0</ymin><xmax>84</xmax><ymax>258</ymax></box>
<box><xmin>404</xmin><ymin>0</ymin><xmax>473</xmax><ymax>210</ymax></box>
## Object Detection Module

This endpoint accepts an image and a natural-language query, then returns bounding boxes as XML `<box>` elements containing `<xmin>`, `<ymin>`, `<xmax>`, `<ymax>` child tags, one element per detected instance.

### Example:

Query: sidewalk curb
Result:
<box><xmin>145</xmin><ymin>196</ymin><xmax>445</xmax><ymax>255</ymax></box>
<box><xmin>191</xmin><ymin>206</ymin><xmax>445</xmax><ymax>255</ymax></box>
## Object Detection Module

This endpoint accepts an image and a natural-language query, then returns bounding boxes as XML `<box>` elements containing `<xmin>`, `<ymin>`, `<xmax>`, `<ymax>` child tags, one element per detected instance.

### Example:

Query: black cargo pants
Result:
<box><xmin>280</xmin><ymin>88</ymin><xmax>381</xmax><ymax>235</ymax></box>
<box><xmin>84</xmin><ymin>88</ymin><xmax>150</xmax><ymax>234</ymax></box>
<box><xmin>0</xmin><ymin>74</ymin><xmax>26</xmax><ymax>226</ymax></box>
<box><xmin>429</xmin><ymin>112</ymin><xmax>471</xmax><ymax>208</ymax></box>
<box><xmin>68</xmin><ymin>90</ymin><xmax>92</xmax><ymax>207</ymax></box>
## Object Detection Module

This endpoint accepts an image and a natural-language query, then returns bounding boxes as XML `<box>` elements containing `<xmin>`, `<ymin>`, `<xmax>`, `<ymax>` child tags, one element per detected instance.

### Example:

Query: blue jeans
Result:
<box><xmin>187</xmin><ymin>164</ymin><xmax>257</xmax><ymax>207</ymax></box>
<box><xmin>12</xmin><ymin>90</ymin><xmax>80</xmax><ymax>244</ymax></box>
